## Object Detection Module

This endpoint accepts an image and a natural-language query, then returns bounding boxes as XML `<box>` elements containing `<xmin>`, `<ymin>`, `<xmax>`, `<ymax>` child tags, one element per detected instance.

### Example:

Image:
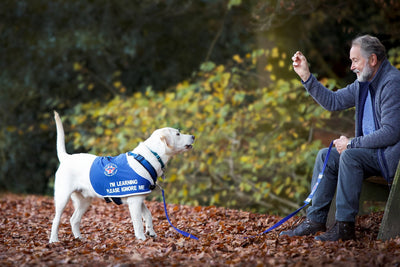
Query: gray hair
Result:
<box><xmin>352</xmin><ymin>35</ymin><xmax>386</xmax><ymax>62</ymax></box>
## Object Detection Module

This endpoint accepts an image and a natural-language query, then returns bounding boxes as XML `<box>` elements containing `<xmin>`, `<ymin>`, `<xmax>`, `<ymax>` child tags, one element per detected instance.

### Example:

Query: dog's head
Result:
<box><xmin>147</xmin><ymin>128</ymin><xmax>195</xmax><ymax>156</ymax></box>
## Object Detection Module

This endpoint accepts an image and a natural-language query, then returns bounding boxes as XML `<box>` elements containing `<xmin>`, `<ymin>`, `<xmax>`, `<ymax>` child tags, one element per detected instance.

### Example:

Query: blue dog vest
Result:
<box><xmin>90</xmin><ymin>153</ymin><xmax>155</xmax><ymax>199</ymax></box>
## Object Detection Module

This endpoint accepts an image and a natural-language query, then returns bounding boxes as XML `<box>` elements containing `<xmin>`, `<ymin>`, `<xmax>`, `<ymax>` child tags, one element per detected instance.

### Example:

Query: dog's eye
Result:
<box><xmin>176</xmin><ymin>132</ymin><xmax>180</xmax><ymax>136</ymax></box>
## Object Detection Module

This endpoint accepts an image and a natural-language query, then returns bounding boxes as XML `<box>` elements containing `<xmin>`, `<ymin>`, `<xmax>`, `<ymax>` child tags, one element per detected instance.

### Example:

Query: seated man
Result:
<box><xmin>280</xmin><ymin>35</ymin><xmax>400</xmax><ymax>241</ymax></box>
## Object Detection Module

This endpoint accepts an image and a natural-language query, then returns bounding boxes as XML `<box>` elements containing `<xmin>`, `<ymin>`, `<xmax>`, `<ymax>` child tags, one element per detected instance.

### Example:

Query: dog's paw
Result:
<box><xmin>49</xmin><ymin>238</ymin><xmax>59</xmax><ymax>244</ymax></box>
<box><xmin>136</xmin><ymin>234</ymin><xmax>147</xmax><ymax>241</ymax></box>
<box><xmin>146</xmin><ymin>230</ymin><xmax>157</xmax><ymax>238</ymax></box>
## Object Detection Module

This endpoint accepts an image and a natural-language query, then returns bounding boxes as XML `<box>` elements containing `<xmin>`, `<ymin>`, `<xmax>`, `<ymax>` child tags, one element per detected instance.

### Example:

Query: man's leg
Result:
<box><xmin>280</xmin><ymin>147</ymin><xmax>340</xmax><ymax>237</ymax></box>
<box><xmin>306</xmin><ymin>147</ymin><xmax>341</xmax><ymax>224</ymax></box>
<box><xmin>315</xmin><ymin>148</ymin><xmax>381</xmax><ymax>241</ymax></box>
<box><xmin>335</xmin><ymin>148</ymin><xmax>380</xmax><ymax>221</ymax></box>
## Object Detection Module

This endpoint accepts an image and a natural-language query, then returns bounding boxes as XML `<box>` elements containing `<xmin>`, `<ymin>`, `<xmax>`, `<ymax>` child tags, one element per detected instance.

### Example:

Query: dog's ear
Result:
<box><xmin>160</xmin><ymin>134</ymin><xmax>172</xmax><ymax>148</ymax></box>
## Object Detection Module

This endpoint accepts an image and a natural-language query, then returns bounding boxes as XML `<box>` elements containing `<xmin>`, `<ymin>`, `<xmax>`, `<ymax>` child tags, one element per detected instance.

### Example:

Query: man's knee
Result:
<box><xmin>340</xmin><ymin>149</ymin><xmax>361</xmax><ymax>165</ymax></box>
<box><xmin>317</xmin><ymin>147</ymin><xmax>330</xmax><ymax>160</ymax></box>
<box><xmin>316</xmin><ymin>147</ymin><xmax>339</xmax><ymax>164</ymax></box>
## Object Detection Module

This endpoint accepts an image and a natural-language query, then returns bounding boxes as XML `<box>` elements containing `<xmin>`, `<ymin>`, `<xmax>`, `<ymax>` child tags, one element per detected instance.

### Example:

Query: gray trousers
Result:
<box><xmin>307</xmin><ymin>147</ymin><xmax>381</xmax><ymax>223</ymax></box>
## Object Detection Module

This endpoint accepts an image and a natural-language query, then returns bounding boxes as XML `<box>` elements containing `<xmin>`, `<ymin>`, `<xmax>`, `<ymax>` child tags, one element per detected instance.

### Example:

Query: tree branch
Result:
<box><xmin>205</xmin><ymin>10</ymin><xmax>228</xmax><ymax>62</ymax></box>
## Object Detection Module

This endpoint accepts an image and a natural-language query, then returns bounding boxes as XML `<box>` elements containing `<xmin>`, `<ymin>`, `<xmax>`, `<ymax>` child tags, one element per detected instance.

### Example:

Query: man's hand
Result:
<box><xmin>333</xmin><ymin>135</ymin><xmax>350</xmax><ymax>154</ymax></box>
<box><xmin>292</xmin><ymin>51</ymin><xmax>311</xmax><ymax>82</ymax></box>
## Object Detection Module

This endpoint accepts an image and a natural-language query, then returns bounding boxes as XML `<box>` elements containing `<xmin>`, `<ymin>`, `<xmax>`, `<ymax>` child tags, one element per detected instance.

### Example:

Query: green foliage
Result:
<box><xmin>64</xmin><ymin>48</ymin><xmax>329</xmax><ymax>214</ymax></box>
<box><xmin>228</xmin><ymin>0</ymin><xmax>242</xmax><ymax>9</ymax></box>
<box><xmin>0</xmin><ymin>0</ymin><xmax>252</xmax><ymax>194</ymax></box>
<box><xmin>388</xmin><ymin>47</ymin><xmax>400</xmax><ymax>69</ymax></box>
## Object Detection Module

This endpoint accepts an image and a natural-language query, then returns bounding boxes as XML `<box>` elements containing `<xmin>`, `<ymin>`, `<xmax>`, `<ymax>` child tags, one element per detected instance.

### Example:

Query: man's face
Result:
<box><xmin>350</xmin><ymin>45</ymin><xmax>374</xmax><ymax>82</ymax></box>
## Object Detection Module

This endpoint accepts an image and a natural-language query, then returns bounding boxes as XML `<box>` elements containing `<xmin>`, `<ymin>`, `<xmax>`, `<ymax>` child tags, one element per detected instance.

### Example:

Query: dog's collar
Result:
<box><xmin>145</xmin><ymin>145</ymin><xmax>165</xmax><ymax>170</ymax></box>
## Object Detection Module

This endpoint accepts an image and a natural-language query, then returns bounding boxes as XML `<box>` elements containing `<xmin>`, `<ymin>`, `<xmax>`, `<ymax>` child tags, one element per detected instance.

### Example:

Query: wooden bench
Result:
<box><xmin>327</xmin><ymin>160</ymin><xmax>400</xmax><ymax>240</ymax></box>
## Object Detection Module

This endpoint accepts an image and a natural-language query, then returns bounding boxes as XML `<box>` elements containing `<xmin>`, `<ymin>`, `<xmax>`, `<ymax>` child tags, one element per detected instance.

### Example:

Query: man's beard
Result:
<box><xmin>354</xmin><ymin>62</ymin><xmax>374</xmax><ymax>82</ymax></box>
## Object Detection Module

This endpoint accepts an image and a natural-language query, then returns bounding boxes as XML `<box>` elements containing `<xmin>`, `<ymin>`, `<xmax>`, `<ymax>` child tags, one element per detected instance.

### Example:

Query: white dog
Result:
<box><xmin>49</xmin><ymin>111</ymin><xmax>195</xmax><ymax>243</ymax></box>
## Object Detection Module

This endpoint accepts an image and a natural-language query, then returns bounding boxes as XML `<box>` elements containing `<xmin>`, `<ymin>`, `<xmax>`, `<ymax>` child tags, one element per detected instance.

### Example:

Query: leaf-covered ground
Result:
<box><xmin>1</xmin><ymin>194</ymin><xmax>400</xmax><ymax>266</ymax></box>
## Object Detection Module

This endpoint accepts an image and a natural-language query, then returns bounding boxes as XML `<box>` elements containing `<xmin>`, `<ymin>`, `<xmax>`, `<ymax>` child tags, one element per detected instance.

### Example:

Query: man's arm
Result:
<box><xmin>292</xmin><ymin>51</ymin><xmax>356</xmax><ymax>111</ymax></box>
<box><xmin>292</xmin><ymin>51</ymin><xmax>355</xmax><ymax>153</ymax></box>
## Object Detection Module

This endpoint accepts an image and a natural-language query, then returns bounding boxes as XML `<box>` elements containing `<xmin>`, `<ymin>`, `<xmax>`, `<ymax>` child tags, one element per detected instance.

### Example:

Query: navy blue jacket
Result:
<box><xmin>302</xmin><ymin>59</ymin><xmax>400</xmax><ymax>182</ymax></box>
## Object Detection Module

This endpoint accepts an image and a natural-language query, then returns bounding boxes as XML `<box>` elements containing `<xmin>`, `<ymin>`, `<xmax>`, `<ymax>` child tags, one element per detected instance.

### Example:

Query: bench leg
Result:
<box><xmin>327</xmin><ymin>192</ymin><xmax>336</xmax><ymax>228</ymax></box>
<box><xmin>378</xmin><ymin>164</ymin><xmax>400</xmax><ymax>240</ymax></box>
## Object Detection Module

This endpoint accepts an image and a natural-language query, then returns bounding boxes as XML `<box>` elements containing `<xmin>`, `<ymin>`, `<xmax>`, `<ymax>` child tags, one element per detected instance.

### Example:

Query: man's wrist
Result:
<box><xmin>347</xmin><ymin>139</ymin><xmax>352</xmax><ymax>149</ymax></box>
<box><xmin>301</xmin><ymin>73</ymin><xmax>311</xmax><ymax>83</ymax></box>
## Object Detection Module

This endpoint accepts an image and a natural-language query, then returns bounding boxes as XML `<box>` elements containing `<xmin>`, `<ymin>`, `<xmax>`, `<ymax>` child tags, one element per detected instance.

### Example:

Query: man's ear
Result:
<box><xmin>370</xmin><ymin>53</ymin><xmax>378</xmax><ymax>67</ymax></box>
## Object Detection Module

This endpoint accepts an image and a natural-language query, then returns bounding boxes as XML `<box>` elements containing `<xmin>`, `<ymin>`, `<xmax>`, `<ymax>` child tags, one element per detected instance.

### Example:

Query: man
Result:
<box><xmin>280</xmin><ymin>35</ymin><xmax>400</xmax><ymax>241</ymax></box>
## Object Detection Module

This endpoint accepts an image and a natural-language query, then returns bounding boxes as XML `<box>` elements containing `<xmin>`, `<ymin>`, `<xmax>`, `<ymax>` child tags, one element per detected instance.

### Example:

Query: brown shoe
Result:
<box><xmin>280</xmin><ymin>218</ymin><xmax>326</xmax><ymax>237</ymax></box>
<box><xmin>314</xmin><ymin>221</ymin><xmax>355</xmax><ymax>241</ymax></box>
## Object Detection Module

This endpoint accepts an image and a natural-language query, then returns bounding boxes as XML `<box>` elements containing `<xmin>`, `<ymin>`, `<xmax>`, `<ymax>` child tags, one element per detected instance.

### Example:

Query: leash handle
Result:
<box><xmin>245</xmin><ymin>141</ymin><xmax>334</xmax><ymax>239</ymax></box>
<box><xmin>161</xmin><ymin>189</ymin><xmax>199</xmax><ymax>240</ymax></box>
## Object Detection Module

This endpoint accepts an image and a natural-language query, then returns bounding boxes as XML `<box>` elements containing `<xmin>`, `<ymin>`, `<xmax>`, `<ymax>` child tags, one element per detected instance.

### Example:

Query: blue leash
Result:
<box><xmin>153</xmin><ymin>141</ymin><xmax>333</xmax><ymax>241</ymax></box>
<box><xmin>161</xmin><ymin>187</ymin><xmax>199</xmax><ymax>240</ymax></box>
<box><xmin>130</xmin><ymin>150</ymin><xmax>198</xmax><ymax>240</ymax></box>
<box><xmin>245</xmin><ymin>141</ymin><xmax>334</xmax><ymax>238</ymax></box>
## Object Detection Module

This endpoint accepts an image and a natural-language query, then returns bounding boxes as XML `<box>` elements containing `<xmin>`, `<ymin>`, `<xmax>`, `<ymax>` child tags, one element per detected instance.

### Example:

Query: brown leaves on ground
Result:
<box><xmin>1</xmin><ymin>194</ymin><xmax>400</xmax><ymax>266</ymax></box>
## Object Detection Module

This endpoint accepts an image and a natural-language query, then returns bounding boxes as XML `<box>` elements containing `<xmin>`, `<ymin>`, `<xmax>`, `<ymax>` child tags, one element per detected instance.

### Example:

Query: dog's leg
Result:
<box><xmin>70</xmin><ymin>192</ymin><xmax>92</xmax><ymax>240</ymax></box>
<box><xmin>142</xmin><ymin>202</ymin><xmax>157</xmax><ymax>238</ymax></box>
<box><xmin>49</xmin><ymin>191</ymin><xmax>71</xmax><ymax>243</ymax></box>
<box><xmin>127</xmin><ymin>197</ymin><xmax>147</xmax><ymax>241</ymax></box>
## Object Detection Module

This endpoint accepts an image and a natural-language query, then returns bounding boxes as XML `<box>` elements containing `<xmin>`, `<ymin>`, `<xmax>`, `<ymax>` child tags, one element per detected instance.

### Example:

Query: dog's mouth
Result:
<box><xmin>183</xmin><ymin>136</ymin><xmax>195</xmax><ymax>150</ymax></box>
<box><xmin>185</xmin><ymin>144</ymin><xmax>193</xmax><ymax>149</ymax></box>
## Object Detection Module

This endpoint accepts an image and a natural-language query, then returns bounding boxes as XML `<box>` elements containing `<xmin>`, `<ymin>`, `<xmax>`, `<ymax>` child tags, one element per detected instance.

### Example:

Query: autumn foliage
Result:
<box><xmin>1</xmin><ymin>194</ymin><xmax>400</xmax><ymax>266</ymax></box>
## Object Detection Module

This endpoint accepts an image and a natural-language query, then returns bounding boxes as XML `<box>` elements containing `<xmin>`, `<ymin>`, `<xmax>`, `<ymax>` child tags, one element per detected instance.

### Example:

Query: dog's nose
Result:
<box><xmin>192</xmin><ymin>135</ymin><xmax>195</xmax><ymax>140</ymax></box>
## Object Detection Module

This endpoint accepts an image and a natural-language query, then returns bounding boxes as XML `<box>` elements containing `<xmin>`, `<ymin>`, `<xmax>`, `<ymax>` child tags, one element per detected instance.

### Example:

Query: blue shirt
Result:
<box><xmin>362</xmin><ymin>83</ymin><xmax>375</xmax><ymax>136</ymax></box>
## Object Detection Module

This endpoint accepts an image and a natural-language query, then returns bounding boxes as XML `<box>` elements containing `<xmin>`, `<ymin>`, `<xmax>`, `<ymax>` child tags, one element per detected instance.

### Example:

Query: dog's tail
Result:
<box><xmin>54</xmin><ymin>111</ymin><xmax>69</xmax><ymax>161</ymax></box>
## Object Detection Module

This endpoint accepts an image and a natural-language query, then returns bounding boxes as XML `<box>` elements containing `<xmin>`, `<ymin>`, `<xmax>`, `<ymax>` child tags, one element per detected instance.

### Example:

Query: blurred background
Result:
<box><xmin>1</xmin><ymin>0</ymin><xmax>400</xmax><ymax>215</ymax></box>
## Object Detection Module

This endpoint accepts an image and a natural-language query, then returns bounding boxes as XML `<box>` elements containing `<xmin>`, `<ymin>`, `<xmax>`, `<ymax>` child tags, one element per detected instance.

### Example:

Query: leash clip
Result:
<box><xmin>156</xmin><ymin>183</ymin><xmax>164</xmax><ymax>191</ymax></box>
